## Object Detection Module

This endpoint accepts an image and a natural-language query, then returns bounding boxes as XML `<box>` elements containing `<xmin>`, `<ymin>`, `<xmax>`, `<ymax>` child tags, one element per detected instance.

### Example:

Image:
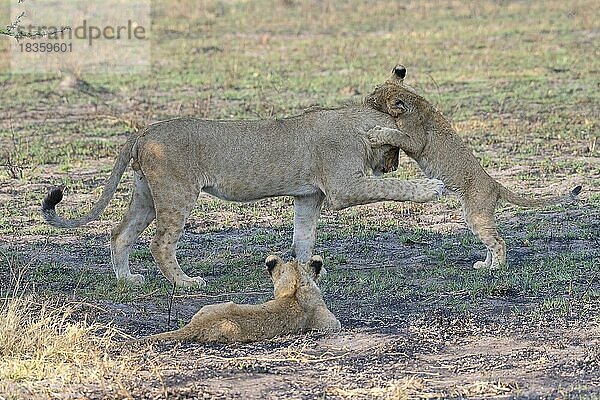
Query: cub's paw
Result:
<box><xmin>328</xmin><ymin>318</ymin><xmax>342</xmax><ymax>333</ymax></box>
<box><xmin>316</xmin><ymin>318</ymin><xmax>341</xmax><ymax>334</ymax></box>
<box><xmin>472</xmin><ymin>260</ymin><xmax>489</xmax><ymax>270</ymax></box>
<box><xmin>366</xmin><ymin>125</ymin><xmax>399</xmax><ymax>147</ymax></box>
<box><xmin>473</xmin><ymin>259</ymin><xmax>505</xmax><ymax>270</ymax></box>
<box><xmin>428</xmin><ymin>179</ymin><xmax>445</xmax><ymax>198</ymax></box>
<box><xmin>311</xmin><ymin>308</ymin><xmax>342</xmax><ymax>333</ymax></box>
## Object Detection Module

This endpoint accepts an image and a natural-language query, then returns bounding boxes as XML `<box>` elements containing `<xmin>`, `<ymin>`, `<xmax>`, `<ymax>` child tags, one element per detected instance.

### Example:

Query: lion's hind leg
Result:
<box><xmin>150</xmin><ymin>189</ymin><xmax>206</xmax><ymax>288</ymax></box>
<box><xmin>463</xmin><ymin>198</ymin><xmax>506</xmax><ymax>270</ymax></box>
<box><xmin>110</xmin><ymin>172</ymin><xmax>156</xmax><ymax>285</ymax></box>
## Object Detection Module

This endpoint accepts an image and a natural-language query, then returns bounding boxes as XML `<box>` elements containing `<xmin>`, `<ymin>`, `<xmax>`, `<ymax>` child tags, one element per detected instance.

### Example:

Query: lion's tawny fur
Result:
<box><xmin>364</xmin><ymin>66</ymin><xmax>581</xmax><ymax>269</ymax></box>
<box><xmin>144</xmin><ymin>255</ymin><xmax>340</xmax><ymax>343</ymax></box>
<box><xmin>41</xmin><ymin>104</ymin><xmax>444</xmax><ymax>286</ymax></box>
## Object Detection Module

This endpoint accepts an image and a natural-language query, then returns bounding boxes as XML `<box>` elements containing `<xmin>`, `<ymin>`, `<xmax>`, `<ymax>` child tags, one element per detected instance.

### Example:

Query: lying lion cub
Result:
<box><xmin>364</xmin><ymin>65</ymin><xmax>581</xmax><ymax>270</ymax></box>
<box><xmin>143</xmin><ymin>255</ymin><xmax>341</xmax><ymax>342</ymax></box>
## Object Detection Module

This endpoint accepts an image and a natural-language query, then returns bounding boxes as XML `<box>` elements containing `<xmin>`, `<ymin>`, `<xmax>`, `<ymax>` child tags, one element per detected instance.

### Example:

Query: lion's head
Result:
<box><xmin>364</xmin><ymin>64</ymin><xmax>429</xmax><ymax>117</ymax></box>
<box><xmin>264</xmin><ymin>254</ymin><xmax>324</xmax><ymax>299</ymax></box>
<box><xmin>364</xmin><ymin>65</ymin><xmax>439</xmax><ymax>156</ymax></box>
<box><xmin>264</xmin><ymin>254</ymin><xmax>339</xmax><ymax>332</ymax></box>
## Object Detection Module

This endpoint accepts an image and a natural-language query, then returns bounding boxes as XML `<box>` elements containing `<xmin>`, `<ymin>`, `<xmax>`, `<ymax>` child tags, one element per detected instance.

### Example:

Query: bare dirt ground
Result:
<box><xmin>2</xmin><ymin>172</ymin><xmax>599</xmax><ymax>398</ymax></box>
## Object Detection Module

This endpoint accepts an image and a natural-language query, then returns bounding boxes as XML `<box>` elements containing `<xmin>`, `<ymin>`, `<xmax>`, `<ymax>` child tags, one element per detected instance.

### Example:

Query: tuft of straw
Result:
<box><xmin>0</xmin><ymin>295</ymin><xmax>131</xmax><ymax>396</ymax></box>
<box><xmin>326</xmin><ymin>377</ymin><xmax>443</xmax><ymax>400</ymax></box>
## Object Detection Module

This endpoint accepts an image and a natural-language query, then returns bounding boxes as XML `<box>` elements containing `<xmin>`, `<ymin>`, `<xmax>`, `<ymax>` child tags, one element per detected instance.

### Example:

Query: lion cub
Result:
<box><xmin>143</xmin><ymin>255</ymin><xmax>341</xmax><ymax>342</ymax></box>
<box><xmin>364</xmin><ymin>65</ymin><xmax>581</xmax><ymax>270</ymax></box>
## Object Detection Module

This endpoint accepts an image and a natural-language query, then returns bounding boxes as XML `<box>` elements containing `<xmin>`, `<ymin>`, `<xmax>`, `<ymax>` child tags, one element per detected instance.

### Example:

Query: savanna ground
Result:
<box><xmin>1</xmin><ymin>0</ymin><xmax>599</xmax><ymax>398</ymax></box>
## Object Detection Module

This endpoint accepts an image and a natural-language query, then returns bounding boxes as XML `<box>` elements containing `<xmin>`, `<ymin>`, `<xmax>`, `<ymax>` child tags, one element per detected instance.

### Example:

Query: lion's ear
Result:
<box><xmin>386</xmin><ymin>65</ymin><xmax>406</xmax><ymax>86</ymax></box>
<box><xmin>308</xmin><ymin>255</ymin><xmax>324</xmax><ymax>279</ymax></box>
<box><xmin>392</xmin><ymin>64</ymin><xmax>406</xmax><ymax>80</ymax></box>
<box><xmin>265</xmin><ymin>255</ymin><xmax>282</xmax><ymax>275</ymax></box>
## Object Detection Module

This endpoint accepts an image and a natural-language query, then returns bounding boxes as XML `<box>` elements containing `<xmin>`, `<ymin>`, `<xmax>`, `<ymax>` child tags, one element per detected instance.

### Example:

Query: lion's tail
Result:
<box><xmin>139</xmin><ymin>326</ymin><xmax>194</xmax><ymax>343</ymax></box>
<box><xmin>41</xmin><ymin>132</ymin><xmax>140</xmax><ymax>228</ymax></box>
<box><xmin>498</xmin><ymin>184</ymin><xmax>581</xmax><ymax>208</ymax></box>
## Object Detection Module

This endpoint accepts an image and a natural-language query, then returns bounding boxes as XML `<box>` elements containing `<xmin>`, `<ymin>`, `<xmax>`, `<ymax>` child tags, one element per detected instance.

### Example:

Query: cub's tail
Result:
<box><xmin>137</xmin><ymin>327</ymin><xmax>191</xmax><ymax>343</ymax></box>
<box><xmin>498</xmin><ymin>184</ymin><xmax>581</xmax><ymax>208</ymax></box>
<box><xmin>41</xmin><ymin>132</ymin><xmax>139</xmax><ymax>228</ymax></box>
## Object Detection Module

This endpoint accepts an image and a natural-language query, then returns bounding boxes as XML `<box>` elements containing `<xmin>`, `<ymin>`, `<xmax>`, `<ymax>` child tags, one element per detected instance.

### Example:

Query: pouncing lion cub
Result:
<box><xmin>364</xmin><ymin>65</ymin><xmax>581</xmax><ymax>270</ymax></box>
<box><xmin>143</xmin><ymin>255</ymin><xmax>341</xmax><ymax>343</ymax></box>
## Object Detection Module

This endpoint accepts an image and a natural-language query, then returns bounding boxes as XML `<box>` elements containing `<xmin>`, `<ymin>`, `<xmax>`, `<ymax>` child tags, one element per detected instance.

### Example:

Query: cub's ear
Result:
<box><xmin>308</xmin><ymin>255</ymin><xmax>324</xmax><ymax>278</ymax></box>
<box><xmin>392</xmin><ymin>64</ymin><xmax>406</xmax><ymax>80</ymax></box>
<box><xmin>265</xmin><ymin>255</ymin><xmax>282</xmax><ymax>275</ymax></box>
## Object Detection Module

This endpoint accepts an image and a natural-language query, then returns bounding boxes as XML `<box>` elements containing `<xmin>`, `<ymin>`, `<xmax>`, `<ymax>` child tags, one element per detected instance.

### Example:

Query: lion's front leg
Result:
<box><xmin>326</xmin><ymin>177</ymin><xmax>444</xmax><ymax>210</ymax></box>
<box><xmin>367</xmin><ymin>125</ymin><xmax>401</xmax><ymax>146</ymax></box>
<box><xmin>292</xmin><ymin>192</ymin><xmax>325</xmax><ymax>262</ymax></box>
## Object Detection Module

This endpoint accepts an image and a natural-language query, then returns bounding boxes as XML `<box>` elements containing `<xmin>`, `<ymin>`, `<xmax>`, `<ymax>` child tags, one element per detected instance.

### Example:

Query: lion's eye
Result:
<box><xmin>395</xmin><ymin>99</ymin><xmax>407</xmax><ymax>110</ymax></box>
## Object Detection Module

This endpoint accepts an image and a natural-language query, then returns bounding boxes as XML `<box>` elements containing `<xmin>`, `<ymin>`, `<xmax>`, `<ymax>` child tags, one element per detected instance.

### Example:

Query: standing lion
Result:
<box><xmin>42</xmin><ymin>103</ymin><xmax>443</xmax><ymax>286</ymax></box>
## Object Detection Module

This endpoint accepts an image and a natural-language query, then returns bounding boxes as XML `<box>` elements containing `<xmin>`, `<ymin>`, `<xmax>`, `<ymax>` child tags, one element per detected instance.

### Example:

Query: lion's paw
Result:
<box><xmin>366</xmin><ymin>125</ymin><xmax>399</xmax><ymax>147</ymax></box>
<box><xmin>472</xmin><ymin>260</ymin><xmax>489</xmax><ymax>270</ymax></box>
<box><xmin>415</xmin><ymin>178</ymin><xmax>445</xmax><ymax>202</ymax></box>
<box><xmin>428</xmin><ymin>179</ymin><xmax>445</xmax><ymax>197</ymax></box>
<box><xmin>325</xmin><ymin>318</ymin><xmax>342</xmax><ymax>333</ymax></box>
<box><xmin>473</xmin><ymin>259</ymin><xmax>504</xmax><ymax>270</ymax></box>
<box><xmin>120</xmin><ymin>273</ymin><xmax>145</xmax><ymax>285</ymax></box>
<box><xmin>366</xmin><ymin>125</ymin><xmax>387</xmax><ymax>146</ymax></box>
<box><xmin>176</xmin><ymin>276</ymin><xmax>207</xmax><ymax>288</ymax></box>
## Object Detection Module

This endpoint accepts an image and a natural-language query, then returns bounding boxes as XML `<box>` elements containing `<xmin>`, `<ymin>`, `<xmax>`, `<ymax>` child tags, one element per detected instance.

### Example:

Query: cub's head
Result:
<box><xmin>264</xmin><ymin>255</ymin><xmax>324</xmax><ymax>299</ymax></box>
<box><xmin>365</xmin><ymin>65</ymin><xmax>428</xmax><ymax>117</ymax></box>
<box><xmin>364</xmin><ymin>65</ymin><xmax>437</xmax><ymax>153</ymax></box>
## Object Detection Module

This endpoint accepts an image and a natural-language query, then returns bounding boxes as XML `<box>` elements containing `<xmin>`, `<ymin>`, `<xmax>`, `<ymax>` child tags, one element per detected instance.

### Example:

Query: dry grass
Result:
<box><xmin>452</xmin><ymin>380</ymin><xmax>519</xmax><ymax>398</ymax></box>
<box><xmin>1</xmin><ymin>296</ymin><xmax>106</xmax><ymax>381</ymax></box>
<box><xmin>326</xmin><ymin>377</ymin><xmax>443</xmax><ymax>400</ymax></box>
<box><xmin>0</xmin><ymin>294</ymin><xmax>135</xmax><ymax>398</ymax></box>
